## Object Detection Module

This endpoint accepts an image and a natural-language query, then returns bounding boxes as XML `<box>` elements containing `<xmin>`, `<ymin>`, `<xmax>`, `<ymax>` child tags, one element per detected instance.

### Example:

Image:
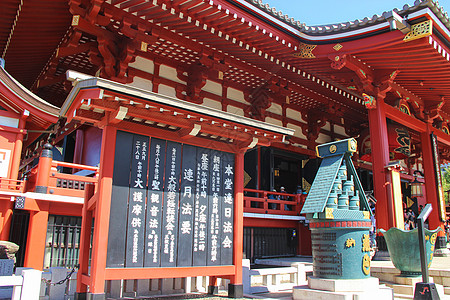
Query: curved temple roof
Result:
<box><xmin>243</xmin><ymin>0</ymin><xmax>450</xmax><ymax>37</ymax></box>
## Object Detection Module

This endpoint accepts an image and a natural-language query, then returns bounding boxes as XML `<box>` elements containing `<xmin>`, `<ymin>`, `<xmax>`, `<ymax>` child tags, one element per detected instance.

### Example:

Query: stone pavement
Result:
<box><xmin>134</xmin><ymin>253</ymin><xmax>450</xmax><ymax>300</ymax></box>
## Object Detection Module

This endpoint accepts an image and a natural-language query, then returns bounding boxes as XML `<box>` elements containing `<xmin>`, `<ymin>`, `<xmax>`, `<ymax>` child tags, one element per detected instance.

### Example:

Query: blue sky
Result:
<box><xmin>262</xmin><ymin>0</ymin><xmax>450</xmax><ymax>26</ymax></box>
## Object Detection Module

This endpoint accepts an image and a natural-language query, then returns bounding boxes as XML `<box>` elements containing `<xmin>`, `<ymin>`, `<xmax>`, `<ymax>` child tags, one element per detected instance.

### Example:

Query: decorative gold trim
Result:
<box><xmin>293</xmin><ymin>43</ymin><xmax>317</xmax><ymax>59</ymax></box>
<box><xmin>329</xmin><ymin>145</ymin><xmax>337</xmax><ymax>153</ymax></box>
<box><xmin>345</xmin><ymin>238</ymin><xmax>355</xmax><ymax>248</ymax></box>
<box><xmin>363</xmin><ymin>211</ymin><xmax>370</xmax><ymax>219</ymax></box>
<box><xmin>325</xmin><ymin>207</ymin><xmax>334</xmax><ymax>219</ymax></box>
<box><xmin>72</xmin><ymin>15</ymin><xmax>80</xmax><ymax>26</ymax></box>
<box><xmin>140</xmin><ymin>42</ymin><xmax>148</xmax><ymax>52</ymax></box>
<box><xmin>362</xmin><ymin>254</ymin><xmax>371</xmax><ymax>275</ymax></box>
<box><xmin>404</xmin><ymin>20</ymin><xmax>432</xmax><ymax>42</ymax></box>
<box><xmin>333</xmin><ymin>43</ymin><xmax>343</xmax><ymax>51</ymax></box>
<box><xmin>348</xmin><ymin>139</ymin><xmax>357</xmax><ymax>152</ymax></box>
<box><xmin>362</xmin><ymin>234</ymin><xmax>371</xmax><ymax>252</ymax></box>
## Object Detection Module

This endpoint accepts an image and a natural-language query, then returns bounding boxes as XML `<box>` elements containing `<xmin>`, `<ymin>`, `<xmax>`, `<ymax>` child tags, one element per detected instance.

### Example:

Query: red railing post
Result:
<box><xmin>35</xmin><ymin>143</ymin><xmax>53</xmax><ymax>193</ymax></box>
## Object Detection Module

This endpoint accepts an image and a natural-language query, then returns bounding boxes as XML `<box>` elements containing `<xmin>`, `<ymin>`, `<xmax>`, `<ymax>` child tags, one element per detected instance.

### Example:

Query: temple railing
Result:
<box><xmin>243</xmin><ymin>188</ymin><xmax>306</xmax><ymax>216</ymax></box>
<box><xmin>0</xmin><ymin>178</ymin><xmax>25</xmax><ymax>193</ymax></box>
<box><xmin>24</xmin><ymin>161</ymin><xmax>98</xmax><ymax>198</ymax></box>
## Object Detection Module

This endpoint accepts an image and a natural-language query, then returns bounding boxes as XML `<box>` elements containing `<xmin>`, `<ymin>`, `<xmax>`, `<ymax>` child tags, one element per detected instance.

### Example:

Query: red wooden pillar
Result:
<box><xmin>10</xmin><ymin>112</ymin><xmax>27</xmax><ymax>180</ymax></box>
<box><xmin>367</xmin><ymin>100</ymin><xmax>395</xmax><ymax>229</ymax></box>
<box><xmin>89</xmin><ymin>125</ymin><xmax>116</xmax><ymax>296</ymax></box>
<box><xmin>228</xmin><ymin>150</ymin><xmax>245</xmax><ymax>298</ymax></box>
<box><xmin>35</xmin><ymin>144</ymin><xmax>53</xmax><ymax>194</ymax></box>
<box><xmin>0</xmin><ymin>198</ymin><xmax>13</xmax><ymax>240</ymax></box>
<box><xmin>420</xmin><ymin>125</ymin><xmax>445</xmax><ymax>245</ymax></box>
<box><xmin>76</xmin><ymin>184</ymin><xmax>95</xmax><ymax>297</ymax></box>
<box><xmin>1</xmin><ymin>115</ymin><xmax>28</xmax><ymax>240</ymax></box>
<box><xmin>23</xmin><ymin>202</ymin><xmax>49</xmax><ymax>270</ymax></box>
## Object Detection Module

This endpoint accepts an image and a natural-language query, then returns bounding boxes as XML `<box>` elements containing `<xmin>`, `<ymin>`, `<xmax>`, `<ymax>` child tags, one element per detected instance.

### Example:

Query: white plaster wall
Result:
<box><xmin>334</xmin><ymin>124</ymin><xmax>347</xmax><ymax>136</ymax></box>
<box><xmin>227</xmin><ymin>105</ymin><xmax>244</xmax><ymax>116</ymax></box>
<box><xmin>265</xmin><ymin>117</ymin><xmax>283</xmax><ymax>127</ymax></box>
<box><xmin>227</xmin><ymin>87</ymin><xmax>246</xmax><ymax>104</ymax></box>
<box><xmin>202</xmin><ymin>98</ymin><xmax>222</xmax><ymax>111</ymax></box>
<box><xmin>316</xmin><ymin>133</ymin><xmax>331</xmax><ymax>144</ymax></box>
<box><xmin>286</xmin><ymin>123</ymin><xmax>306</xmax><ymax>139</ymax></box>
<box><xmin>130</xmin><ymin>77</ymin><xmax>153</xmax><ymax>91</ymax></box>
<box><xmin>266</xmin><ymin>102</ymin><xmax>282</xmax><ymax>116</ymax></box>
<box><xmin>286</xmin><ymin>108</ymin><xmax>301</xmax><ymax>121</ymax></box>
<box><xmin>158</xmin><ymin>84</ymin><xmax>177</xmax><ymax>98</ymax></box>
<box><xmin>159</xmin><ymin>65</ymin><xmax>185</xmax><ymax>84</ymax></box>
<box><xmin>202</xmin><ymin>80</ymin><xmax>222</xmax><ymax>96</ymax></box>
<box><xmin>0</xmin><ymin>116</ymin><xmax>18</xmax><ymax>128</ymax></box>
<box><xmin>129</xmin><ymin>56</ymin><xmax>154</xmax><ymax>73</ymax></box>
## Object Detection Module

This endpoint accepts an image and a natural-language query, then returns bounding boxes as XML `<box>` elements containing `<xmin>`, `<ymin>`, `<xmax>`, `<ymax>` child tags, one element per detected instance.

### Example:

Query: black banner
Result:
<box><xmin>177</xmin><ymin>145</ymin><xmax>197</xmax><ymax>266</ymax></box>
<box><xmin>207</xmin><ymin>150</ymin><xmax>222</xmax><ymax>265</ymax></box>
<box><xmin>125</xmin><ymin>134</ymin><xmax>149</xmax><ymax>267</ymax></box>
<box><xmin>108</xmin><ymin>132</ymin><xmax>236</xmax><ymax>268</ymax></box>
<box><xmin>192</xmin><ymin>148</ymin><xmax>210</xmax><ymax>266</ymax></box>
<box><xmin>161</xmin><ymin>141</ymin><xmax>182</xmax><ymax>267</ymax></box>
<box><xmin>107</xmin><ymin>130</ymin><xmax>133</xmax><ymax>268</ymax></box>
<box><xmin>221</xmin><ymin>152</ymin><xmax>234</xmax><ymax>265</ymax></box>
<box><xmin>144</xmin><ymin>138</ymin><xmax>167</xmax><ymax>267</ymax></box>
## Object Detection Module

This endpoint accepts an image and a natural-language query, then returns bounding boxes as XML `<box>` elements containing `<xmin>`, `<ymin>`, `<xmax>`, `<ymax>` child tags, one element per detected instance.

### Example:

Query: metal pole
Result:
<box><xmin>417</xmin><ymin>215</ymin><xmax>428</xmax><ymax>283</ymax></box>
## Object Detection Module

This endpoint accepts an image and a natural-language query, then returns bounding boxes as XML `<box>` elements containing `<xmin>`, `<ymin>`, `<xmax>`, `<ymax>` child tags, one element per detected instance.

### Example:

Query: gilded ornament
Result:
<box><xmin>293</xmin><ymin>43</ymin><xmax>317</xmax><ymax>59</ymax></box>
<box><xmin>345</xmin><ymin>238</ymin><xmax>356</xmax><ymax>248</ymax></box>
<box><xmin>362</xmin><ymin>234</ymin><xmax>371</xmax><ymax>252</ymax></box>
<box><xmin>141</xmin><ymin>42</ymin><xmax>148</xmax><ymax>52</ymax></box>
<box><xmin>430</xmin><ymin>233</ymin><xmax>437</xmax><ymax>245</ymax></box>
<box><xmin>72</xmin><ymin>15</ymin><xmax>80</xmax><ymax>26</ymax></box>
<box><xmin>362</xmin><ymin>254</ymin><xmax>370</xmax><ymax>275</ymax></box>
<box><xmin>363</xmin><ymin>211</ymin><xmax>370</xmax><ymax>219</ymax></box>
<box><xmin>333</xmin><ymin>43</ymin><xmax>343</xmax><ymax>51</ymax></box>
<box><xmin>329</xmin><ymin>145</ymin><xmax>337</xmax><ymax>153</ymax></box>
<box><xmin>325</xmin><ymin>207</ymin><xmax>334</xmax><ymax>219</ymax></box>
<box><xmin>349</xmin><ymin>139</ymin><xmax>357</xmax><ymax>151</ymax></box>
<box><xmin>404</xmin><ymin>20</ymin><xmax>432</xmax><ymax>42</ymax></box>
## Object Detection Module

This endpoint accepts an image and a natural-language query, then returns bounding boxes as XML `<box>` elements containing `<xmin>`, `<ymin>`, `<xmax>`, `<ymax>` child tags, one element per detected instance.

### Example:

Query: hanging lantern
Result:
<box><xmin>410</xmin><ymin>171</ymin><xmax>424</xmax><ymax>198</ymax></box>
<box><xmin>359</xmin><ymin>124</ymin><xmax>411</xmax><ymax>162</ymax></box>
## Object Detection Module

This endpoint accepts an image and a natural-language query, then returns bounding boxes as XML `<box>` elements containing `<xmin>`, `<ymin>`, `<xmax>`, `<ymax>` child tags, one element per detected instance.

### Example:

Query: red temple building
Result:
<box><xmin>0</xmin><ymin>0</ymin><xmax>450</xmax><ymax>298</ymax></box>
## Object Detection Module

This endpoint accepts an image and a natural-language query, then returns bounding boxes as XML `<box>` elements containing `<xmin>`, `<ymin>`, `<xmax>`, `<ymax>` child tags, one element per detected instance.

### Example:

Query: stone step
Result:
<box><xmin>382</xmin><ymin>282</ymin><xmax>414</xmax><ymax>296</ymax></box>
<box><xmin>393</xmin><ymin>293</ymin><xmax>413</xmax><ymax>299</ymax></box>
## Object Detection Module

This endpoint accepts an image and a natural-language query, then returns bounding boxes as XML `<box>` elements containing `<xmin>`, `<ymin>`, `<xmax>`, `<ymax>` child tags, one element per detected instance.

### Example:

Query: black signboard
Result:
<box><xmin>207</xmin><ymin>150</ymin><xmax>222</xmax><ymax>265</ymax></box>
<box><xmin>108</xmin><ymin>131</ymin><xmax>235</xmax><ymax>268</ymax></box>
<box><xmin>192</xmin><ymin>147</ymin><xmax>211</xmax><ymax>266</ymax></box>
<box><xmin>107</xmin><ymin>130</ymin><xmax>133</xmax><ymax>268</ymax></box>
<box><xmin>177</xmin><ymin>145</ymin><xmax>197</xmax><ymax>266</ymax></box>
<box><xmin>160</xmin><ymin>141</ymin><xmax>182</xmax><ymax>267</ymax></box>
<box><xmin>144</xmin><ymin>138</ymin><xmax>166</xmax><ymax>267</ymax></box>
<box><xmin>221</xmin><ymin>152</ymin><xmax>234</xmax><ymax>265</ymax></box>
<box><xmin>125</xmin><ymin>134</ymin><xmax>149</xmax><ymax>267</ymax></box>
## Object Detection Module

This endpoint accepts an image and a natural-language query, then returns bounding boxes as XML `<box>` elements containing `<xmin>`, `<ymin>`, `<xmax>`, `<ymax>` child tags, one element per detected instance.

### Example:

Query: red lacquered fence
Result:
<box><xmin>243</xmin><ymin>188</ymin><xmax>306</xmax><ymax>215</ymax></box>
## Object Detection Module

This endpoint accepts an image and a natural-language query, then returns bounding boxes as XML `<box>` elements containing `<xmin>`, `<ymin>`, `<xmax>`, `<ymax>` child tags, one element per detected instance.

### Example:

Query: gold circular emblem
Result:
<box><xmin>330</xmin><ymin>145</ymin><xmax>337</xmax><ymax>153</ymax></box>
<box><xmin>430</xmin><ymin>233</ymin><xmax>437</xmax><ymax>245</ymax></box>
<box><xmin>362</xmin><ymin>254</ymin><xmax>370</xmax><ymax>275</ymax></box>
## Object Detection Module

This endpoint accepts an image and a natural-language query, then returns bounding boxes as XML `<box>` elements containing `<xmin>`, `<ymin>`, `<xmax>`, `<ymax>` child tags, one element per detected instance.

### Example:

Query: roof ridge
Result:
<box><xmin>244</xmin><ymin>0</ymin><xmax>450</xmax><ymax>35</ymax></box>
